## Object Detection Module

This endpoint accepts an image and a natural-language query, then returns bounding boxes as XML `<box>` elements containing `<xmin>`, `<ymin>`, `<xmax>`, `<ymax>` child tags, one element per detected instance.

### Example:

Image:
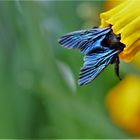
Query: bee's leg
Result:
<box><xmin>114</xmin><ymin>56</ymin><xmax>121</xmax><ymax>80</ymax></box>
<box><xmin>92</xmin><ymin>26</ymin><xmax>98</xmax><ymax>28</ymax></box>
<box><xmin>110</xmin><ymin>57</ymin><xmax>116</xmax><ymax>64</ymax></box>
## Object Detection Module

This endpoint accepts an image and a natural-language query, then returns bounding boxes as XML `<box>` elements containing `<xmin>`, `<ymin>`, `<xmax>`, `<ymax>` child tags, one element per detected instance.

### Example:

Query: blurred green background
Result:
<box><xmin>0</xmin><ymin>1</ymin><xmax>132</xmax><ymax>138</ymax></box>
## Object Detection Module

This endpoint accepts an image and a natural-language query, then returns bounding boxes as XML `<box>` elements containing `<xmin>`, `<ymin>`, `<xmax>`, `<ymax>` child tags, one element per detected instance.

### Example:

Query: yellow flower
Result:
<box><xmin>100</xmin><ymin>0</ymin><xmax>140</xmax><ymax>62</ymax></box>
<box><xmin>106</xmin><ymin>75</ymin><xmax>140</xmax><ymax>135</ymax></box>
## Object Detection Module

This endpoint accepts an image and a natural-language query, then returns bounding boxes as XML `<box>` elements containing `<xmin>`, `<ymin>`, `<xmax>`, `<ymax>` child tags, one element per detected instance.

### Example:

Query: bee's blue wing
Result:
<box><xmin>79</xmin><ymin>48</ymin><xmax>121</xmax><ymax>85</ymax></box>
<box><xmin>58</xmin><ymin>27</ymin><xmax>111</xmax><ymax>54</ymax></box>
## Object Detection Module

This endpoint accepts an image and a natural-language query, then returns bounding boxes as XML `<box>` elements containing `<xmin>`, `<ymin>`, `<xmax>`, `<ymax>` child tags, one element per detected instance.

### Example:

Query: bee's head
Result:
<box><xmin>102</xmin><ymin>30</ymin><xmax>125</xmax><ymax>51</ymax></box>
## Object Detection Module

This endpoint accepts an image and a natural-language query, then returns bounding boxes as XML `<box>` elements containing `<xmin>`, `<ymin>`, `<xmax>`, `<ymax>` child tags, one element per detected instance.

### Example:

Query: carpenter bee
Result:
<box><xmin>58</xmin><ymin>26</ymin><xmax>125</xmax><ymax>86</ymax></box>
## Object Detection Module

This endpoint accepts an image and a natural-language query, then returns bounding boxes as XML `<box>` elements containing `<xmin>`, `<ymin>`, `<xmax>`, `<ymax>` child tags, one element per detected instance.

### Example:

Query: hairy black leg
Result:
<box><xmin>92</xmin><ymin>26</ymin><xmax>98</xmax><ymax>28</ymax></box>
<box><xmin>114</xmin><ymin>56</ymin><xmax>121</xmax><ymax>80</ymax></box>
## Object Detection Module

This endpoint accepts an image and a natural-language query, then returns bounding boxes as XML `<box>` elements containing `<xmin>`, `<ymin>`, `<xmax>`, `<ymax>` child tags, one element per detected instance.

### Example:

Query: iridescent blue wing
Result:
<box><xmin>58</xmin><ymin>27</ymin><xmax>111</xmax><ymax>54</ymax></box>
<box><xmin>79</xmin><ymin>48</ymin><xmax>121</xmax><ymax>85</ymax></box>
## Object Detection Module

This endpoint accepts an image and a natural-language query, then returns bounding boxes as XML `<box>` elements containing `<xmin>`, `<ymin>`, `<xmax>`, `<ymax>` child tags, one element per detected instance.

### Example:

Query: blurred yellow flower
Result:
<box><xmin>100</xmin><ymin>0</ymin><xmax>140</xmax><ymax>62</ymax></box>
<box><xmin>106</xmin><ymin>75</ymin><xmax>140</xmax><ymax>135</ymax></box>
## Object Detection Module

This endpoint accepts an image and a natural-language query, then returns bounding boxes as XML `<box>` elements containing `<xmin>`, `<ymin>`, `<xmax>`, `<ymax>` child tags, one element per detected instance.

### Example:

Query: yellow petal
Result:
<box><xmin>100</xmin><ymin>0</ymin><xmax>140</xmax><ymax>62</ymax></box>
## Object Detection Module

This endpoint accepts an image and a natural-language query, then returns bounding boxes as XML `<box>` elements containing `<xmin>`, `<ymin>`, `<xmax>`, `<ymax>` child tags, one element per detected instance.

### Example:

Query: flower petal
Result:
<box><xmin>100</xmin><ymin>0</ymin><xmax>140</xmax><ymax>62</ymax></box>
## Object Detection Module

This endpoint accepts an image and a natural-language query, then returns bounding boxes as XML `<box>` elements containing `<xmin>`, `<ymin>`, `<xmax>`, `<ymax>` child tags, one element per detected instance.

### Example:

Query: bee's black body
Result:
<box><xmin>58</xmin><ymin>26</ymin><xmax>125</xmax><ymax>85</ymax></box>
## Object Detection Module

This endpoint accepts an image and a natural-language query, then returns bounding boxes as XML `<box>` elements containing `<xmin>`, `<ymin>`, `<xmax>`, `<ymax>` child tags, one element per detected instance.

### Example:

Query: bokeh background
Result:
<box><xmin>0</xmin><ymin>0</ymin><xmax>140</xmax><ymax>138</ymax></box>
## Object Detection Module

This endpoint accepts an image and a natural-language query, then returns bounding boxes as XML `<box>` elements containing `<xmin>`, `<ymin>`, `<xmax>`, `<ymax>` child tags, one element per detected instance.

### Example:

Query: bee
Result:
<box><xmin>58</xmin><ymin>26</ymin><xmax>125</xmax><ymax>86</ymax></box>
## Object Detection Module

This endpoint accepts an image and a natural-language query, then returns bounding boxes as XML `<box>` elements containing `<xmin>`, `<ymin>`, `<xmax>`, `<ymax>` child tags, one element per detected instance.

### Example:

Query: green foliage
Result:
<box><xmin>0</xmin><ymin>1</ymin><xmax>130</xmax><ymax>138</ymax></box>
